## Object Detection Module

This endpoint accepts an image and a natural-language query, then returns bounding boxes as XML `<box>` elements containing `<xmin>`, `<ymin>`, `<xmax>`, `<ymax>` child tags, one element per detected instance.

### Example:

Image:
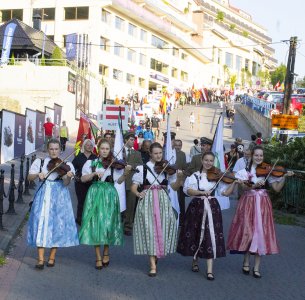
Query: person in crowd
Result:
<box><xmin>225</xmin><ymin>144</ymin><xmax>240</xmax><ymax>171</ymax></box>
<box><xmin>175</xmin><ymin>117</ymin><xmax>181</xmax><ymax>131</ymax></box>
<box><xmin>72</xmin><ymin>139</ymin><xmax>97</xmax><ymax>225</ymax></box>
<box><xmin>189</xmin><ymin>112</ymin><xmax>195</xmax><ymax>131</ymax></box>
<box><xmin>249</xmin><ymin>134</ymin><xmax>257</xmax><ymax>151</ymax></box>
<box><xmin>131</xmin><ymin>142</ymin><xmax>184</xmax><ymax>277</ymax></box>
<box><xmin>180</xmin><ymin>93</ymin><xmax>186</xmax><ymax>110</ymax></box>
<box><xmin>256</xmin><ymin>132</ymin><xmax>263</xmax><ymax>145</ymax></box>
<box><xmin>223</xmin><ymin>146</ymin><xmax>294</xmax><ymax>279</ymax></box>
<box><xmin>190</xmin><ymin>139</ymin><xmax>201</xmax><ymax>159</ymax></box>
<box><xmin>123</xmin><ymin>132</ymin><xmax>143</xmax><ymax>236</ymax></box>
<box><xmin>136</xmin><ymin>132</ymin><xmax>144</xmax><ymax>150</ymax></box>
<box><xmin>233</xmin><ymin>148</ymin><xmax>251</xmax><ymax>173</ymax></box>
<box><xmin>136</xmin><ymin>122</ymin><xmax>145</xmax><ymax>137</ymax></box>
<box><xmin>177</xmin><ymin>151</ymin><xmax>227</xmax><ymax>281</ymax></box>
<box><xmin>151</xmin><ymin>113</ymin><xmax>160</xmax><ymax>139</ymax></box>
<box><xmin>59</xmin><ymin>121</ymin><xmax>69</xmax><ymax>152</ymax></box>
<box><xmin>143</xmin><ymin>126</ymin><xmax>154</xmax><ymax>141</ymax></box>
<box><xmin>27</xmin><ymin>139</ymin><xmax>79</xmax><ymax>269</ymax></box>
<box><xmin>43</xmin><ymin>117</ymin><xmax>54</xmax><ymax>152</ymax></box>
<box><xmin>79</xmin><ymin>139</ymin><xmax>132</xmax><ymax>270</ymax></box>
<box><xmin>187</xmin><ymin>137</ymin><xmax>213</xmax><ymax>175</ymax></box>
<box><xmin>139</xmin><ymin>140</ymin><xmax>152</xmax><ymax>164</ymax></box>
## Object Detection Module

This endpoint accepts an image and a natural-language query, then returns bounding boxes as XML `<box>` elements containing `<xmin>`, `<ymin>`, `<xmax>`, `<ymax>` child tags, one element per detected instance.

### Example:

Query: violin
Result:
<box><xmin>154</xmin><ymin>160</ymin><xmax>178</xmax><ymax>176</ymax></box>
<box><xmin>206</xmin><ymin>166</ymin><xmax>236</xmax><ymax>184</ymax></box>
<box><xmin>111</xmin><ymin>159</ymin><xmax>140</xmax><ymax>173</ymax></box>
<box><xmin>47</xmin><ymin>158</ymin><xmax>71</xmax><ymax>177</ymax></box>
<box><xmin>256</xmin><ymin>162</ymin><xmax>299</xmax><ymax>178</ymax></box>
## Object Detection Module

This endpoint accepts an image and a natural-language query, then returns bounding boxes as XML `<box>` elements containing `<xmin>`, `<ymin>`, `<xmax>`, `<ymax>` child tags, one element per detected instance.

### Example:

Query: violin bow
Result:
<box><xmin>210</xmin><ymin>162</ymin><xmax>233</xmax><ymax>193</ymax></box>
<box><xmin>263</xmin><ymin>158</ymin><xmax>280</xmax><ymax>184</ymax></box>
<box><xmin>139</xmin><ymin>155</ymin><xmax>174</xmax><ymax>199</ymax></box>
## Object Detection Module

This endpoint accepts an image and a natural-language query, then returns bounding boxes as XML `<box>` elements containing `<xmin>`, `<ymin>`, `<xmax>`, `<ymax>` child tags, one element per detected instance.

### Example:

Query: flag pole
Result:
<box><xmin>212</xmin><ymin>112</ymin><xmax>222</xmax><ymax>146</ymax></box>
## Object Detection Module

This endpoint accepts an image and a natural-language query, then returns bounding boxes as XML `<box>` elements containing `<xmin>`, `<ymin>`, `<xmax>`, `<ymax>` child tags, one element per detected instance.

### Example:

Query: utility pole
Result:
<box><xmin>283</xmin><ymin>36</ymin><xmax>298</xmax><ymax>114</ymax></box>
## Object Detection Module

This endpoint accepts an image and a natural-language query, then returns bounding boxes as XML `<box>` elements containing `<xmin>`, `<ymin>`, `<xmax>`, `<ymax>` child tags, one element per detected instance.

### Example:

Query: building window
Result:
<box><xmin>101</xmin><ymin>9</ymin><xmax>111</xmax><ymax>24</ymax></box>
<box><xmin>127</xmin><ymin>48</ymin><xmax>136</xmax><ymax>62</ymax></box>
<box><xmin>236</xmin><ymin>55</ymin><xmax>242</xmax><ymax>72</ymax></box>
<box><xmin>218</xmin><ymin>49</ymin><xmax>222</xmax><ymax>64</ymax></box>
<box><xmin>245</xmin><ymin>59</ymin><xmax>249</xmax><ymax>71</ymax></box>
<box><xmin>100</xmin><ymin>36</ymin><xmax>110</xmax><ymax>52</ymax></box>
<box><xmin>33</xmin><ymin>8</ymin><xmax>55</xmax><ymax>20</ymax></box>
<box><xmin>128</xmin><ymin>23</ymin><xmax>137</xmax><ymax>38</ymax></box>
<box><xmin>140</xmin><ymin>29</ymin><xmax>147</xmax><ymax>42</ymax></box>
<box><xmin>151</xmin><ymin>35</ymin><xmax>168</xmax><ymax>51</ymax></box>
<box><xmin>171</xmin><ymin>67</ymin><xmax>178</xmax><ymax>78</ymax></box>
<box><xmin>225</xmin><ymin>52</ymin><xmax>233</xmax><ymax>68</ymax></box>
<box><xmin>172</xmin><ymin>48</ymin><xmax>179</xmax><ymax>57</ymax></box>
<box><xmin>139</xmin><ymin>53</ymin><xmax>146</xmax><ymax>66</ymax></box>
<box><xmin>64</xmin><ymin>7</ymin><xmax>89</xmax><ymax>20</ymax></box>
<box><xmin>126</xmin><ymin>73</ymin><xmax>135</xmax><ymax>85</ymax></box>
<box><xmin>252</xmin><ymin>61</ymin><xmax>257</xmax><ymax>76</ymax></box>
<box><xmin>114</xmin><ymin>42</ymin><xmax>123</xmax><ymax>57</ymax></box>
<box><xmin>99</xmin><ymin>64</ymin><xmax>109</xmax><ymax>76</ymax></box>
<box><xmin>181</xmin><ymin>71</ymin><xmax>188</xmax><ymax>82</ymax></box>
<box><xmin>113</xmin><ymin>69</ymin><xmax>123</xmax><ymax>81</ymax></box>
<box><xmin>115</xmin><ymin>16</ymin><xmax>124</xmax><ymax>31</ymax></box>
<box><xmin>139</xmin><ymin>78</ymin><xmax>146</xmax><ymax>88</ymax></box>
<box><xmin>0</xmin><ymin>9</ymin><xmax>23</xmax><ymax>22</ymax></box>
<box><xmin>150</xmin><ymin>58</ymin><xmax>168</xmax><ymax>75</ymax></box>
<box><xmin>181</xmin><ymin>52</ymin><xmax>188</xmax><ymax>61</ymax></box>
<box><xmin>47</xmin><ymin>35</ymin><xmax>54</xmax><ymax>41</ymax></box>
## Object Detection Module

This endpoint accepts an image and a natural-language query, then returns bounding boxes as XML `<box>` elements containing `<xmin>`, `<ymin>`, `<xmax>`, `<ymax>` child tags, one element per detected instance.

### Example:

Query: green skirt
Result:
<box><xmin>79</xmin><ymin>181</ymin><xmax>123</xmax><ymax>246</ymax></box>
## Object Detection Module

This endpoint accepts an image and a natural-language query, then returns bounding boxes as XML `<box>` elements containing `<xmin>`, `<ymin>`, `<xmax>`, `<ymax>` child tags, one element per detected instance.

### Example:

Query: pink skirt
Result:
<box><xmin>227</xmin><ymin>189</ymin><xmax>279</xmax><ymax>255</ymax></box>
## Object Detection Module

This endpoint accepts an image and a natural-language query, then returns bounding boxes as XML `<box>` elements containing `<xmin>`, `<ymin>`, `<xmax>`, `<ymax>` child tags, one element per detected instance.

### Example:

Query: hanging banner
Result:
<box><xmin>75</xmin><ymin>75</ymin><xmax>90</xmax><ymax>119</ymax></box>
<box><xmin>67</xmin><ymin>72</ymin><xmax>76</xmax><ymax>94</ymax></box>
<box><xmin>1</xmin><ymin>110</ymin><xmax>15</xmax><ymax>163</ymax></box>
<box><xmin>54</xmin><ymin>104</ymin><xmax>62</xmax><ymax>127</ymax></box>
<box><xmin>65</xmin><ymin>33</ymin><xmax>78</xmax><ymax>61</ymax></box>
<box><xmin>0</xmin><ymin>22</ymin><xmax>17</xmax><ymax>65</ymax></box>
<box><xmin>25</xmin><ymin>109</ymin><xmax>36</xmax><ymax>155</ymax></box>
<box><xmin>14</xmin><ymin>114</ymin><xmax>26</xmax><ymax>158</ymax></box>
<box><xmin>35</xmin><ymin>110</ymin><xmax>45</xmax><ymax>150</ymax></box>
<box><xmin>101</xmin><ymin>105</ymin><xmax>129</xmax><ymax>130</ymax></box>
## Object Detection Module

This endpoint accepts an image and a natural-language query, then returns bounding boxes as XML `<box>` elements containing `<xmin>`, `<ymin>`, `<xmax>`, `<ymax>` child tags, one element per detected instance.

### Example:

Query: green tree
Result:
<box><xmin>229</xmin><ymin>74</ymin><xmax>237</xmax><ymax>90</ymax></box>
<box><xmin>8</xmin><ymin>53</ymin><xmax>15</xmax><ymax>65</ymax></box>
<box><xmin>229</xmin><ymin>24</ymin><xmax>236</xmax><ymax>31</ymax></box>
<box><xmin>51</xmin><ymin>46</ymin><xmax>64</xmax><ymax>66</ymax></box>
<box><xmin>296</xmin><ymin>76</ymin><xmax>305</xmax><ymax>88</ymax></box>
<box><xmin>242</xmin><ymin>31</ymin><xmax>249</xmax><ymax>37</ymax></box>
<box><xmin>246</xmin><ymin>69</ymin><xmax>252</xmax><ymax>87</ymax></box>
<box><xmin>40</xmin><ymin>55</ymin><xmax>46</xmax><ymax>66</ymax></box>
<box><xmin>257</xmin><ymin>69</ymin><xmax>270</xmax><ymax>88</ymax></box>
<box><xmin>241</xmin><ymin>68</ymin><xmax>246</xmax><ymax>87</ymax></box>
<box><xmin>223</xmin><ymin>64</ymin><xmax>230</xmax><ymax>83</ymax></box>
<box><xmin>270</xmin><ymin>64</ymin><xmax>286</xmax><ymax>86</ymax></box>
<box><xmin>216</xmin><ymin>11</ymin><xmax>224</xmax><ymax>22</ymax></box>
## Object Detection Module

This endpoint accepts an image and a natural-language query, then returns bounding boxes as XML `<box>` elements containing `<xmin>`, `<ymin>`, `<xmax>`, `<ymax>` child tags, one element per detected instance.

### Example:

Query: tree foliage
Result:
<box><xmin>257</xmin><ymin>69</ymin><xmax>270</xmax><ymax>88</ymax></box>
<box><xmin>51</xmin><ymin>46</ymin><xmax>64</xmax><ymax>66</ymax></box>
<box><xmin>296</xmin><ymin>76</ymin><xmax>305</xmax><ymax>88</ymax></box>
<box><xmin>216</xmin><ymin>11</ymin><xmax>224</xmax><ymax>22</ymax></box>
<box><xmin>270</xmin><ymin>64</ymin><xmax>286</xmax><ymax>86</ymax></box>
<box><xmin>229</xmin><ymin>74</ymin><xmax>237</xmax><ymax>90</ymax></box>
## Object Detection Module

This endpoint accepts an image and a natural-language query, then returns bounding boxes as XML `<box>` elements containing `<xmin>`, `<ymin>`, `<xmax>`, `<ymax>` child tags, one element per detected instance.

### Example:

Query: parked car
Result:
<box><xmin>272</xmin><ymin>95</ymin><xmax>305</xmax><ymax>116</ymax></box>
<box><xmin>255</xmin><ymin>91</ymin><xmax>267</xmax><ymax>99</ymax></box>
<box><xmin>263</xmin><ymin>92</ymin><xmax>284</xmax><ymax>102</ymax></box>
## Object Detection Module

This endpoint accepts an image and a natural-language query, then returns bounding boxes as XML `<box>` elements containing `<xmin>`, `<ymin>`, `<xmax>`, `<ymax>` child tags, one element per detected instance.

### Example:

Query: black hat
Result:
<box><xmin>124</xmin><ymin>132</ymin><xmax>136</xmax><ymax>140</ymax></box>
<box><xmin>200</xmin><ymin>137</ymin><xmax>213</xmax><ymax>145</ymax></box>
<box><xmin>163</xmin><ymin>132</ymin><xmax>176</xmax><ymax>140</ymax></box>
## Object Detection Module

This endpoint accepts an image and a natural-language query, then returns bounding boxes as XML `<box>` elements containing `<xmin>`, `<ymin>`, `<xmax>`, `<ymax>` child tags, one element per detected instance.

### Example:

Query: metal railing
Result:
<box><xmin>242</xmin><ymin>94</ymin><xmax>276</xmax><ymax>118</ymax></box>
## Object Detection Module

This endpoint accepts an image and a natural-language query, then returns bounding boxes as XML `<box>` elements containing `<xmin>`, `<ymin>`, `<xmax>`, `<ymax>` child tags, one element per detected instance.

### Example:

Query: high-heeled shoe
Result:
<box><xmin>206</xmin><ymin>272</ymin><xmax>215</xmax><ymax>281</ymax></box>
<box><xmin>148</xmin><ymin>268</ymin><xmax>157</xmax><ymax>277</ymax></box>
<box><xmin>102</xmin><ymin>255</ymin><xmax>110</xmax><ymax>267</ymax></box>
<box><xmin>35</xmin><ymin>260</ymin><xmax>44</xmax><ymax>270</ymax></box>
<box><xmin>46</xmin><ymin>258</ymin><xmax>56</xmax><ymax>267</ymax></box>
<box><xmin>242</xmin><ymin>265</ymin><xmax>250</xmax><ymax>275</ymax></box>
<box><xmin>95</xmin><ymin>259</ymin><xmax>103</xmax><ymax>270</ymax></box>
<box><xmin>252</xmin><ymin>269</ymin><xmax>262</xmax><ymax>279</ymax></box>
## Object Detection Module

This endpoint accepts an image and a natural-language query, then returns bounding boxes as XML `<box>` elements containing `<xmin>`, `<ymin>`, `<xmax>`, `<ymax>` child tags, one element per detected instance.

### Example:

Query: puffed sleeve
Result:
<box><xmin>82</xmin><ymin>160</ymin><xmax>93</xmax><ymax>176</ymax></box>
<box><xmin>216</xmin><ymin>181</ymin><xmax>229</xmax><ymax>195</ymax></box>
<box><xmin>132</xmin><ymin>165</ymin><xmax>143</xmax><ymax>185</ymax></box>
<box><xmin>66</xmin><ymin>162</ymin><xmax>75</xmax><ymax>175</ymax></box>
<box><xmin>267</xmin><ymin>175</ymin><xmax>283</xmax><ymax>184</ymax></box>
<box><xmin>235</xmin><ymin>169</ymin><xmax>249</xmax><ymax>180</ymax></box>
<box><xmin>29</xmin><ymin>158</ymin><xmax>42</xmax><ymax>175</ymax></box>
<box><xmin>183</xmin><ymin>174</ymin><xmax>198</xmax><ymax>195</ymax></box>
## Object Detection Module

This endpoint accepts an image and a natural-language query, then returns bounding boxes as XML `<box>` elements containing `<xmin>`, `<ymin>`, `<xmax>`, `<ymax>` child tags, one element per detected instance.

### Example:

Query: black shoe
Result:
<box><xmin>148</xmin><ymin>269</ymin><xmax>157</xmax><ymax>277</ymax></box>
<box><xmin>191</xmin><ymin>260</ymin><xmax>199</xmax><ymax>272</ymax></box>
<box><xmin>253</xmin><ymin>269</ymin><xmax>262</xmax><ymax>279</ymax></box>
<box><xmin>95</xmin><ymin>259</ymin><xmax>103</xmax><ymax>270</ymax></box>
<box><xmin>35</xmin><ymin>260</ymin><xmax>44</xmax><ymax>270</ymax></box>
<box><xmin>102</xmin><ymin>255</ymin><xmax>110</xmax><ymax>267</ymax></box>
<box><xmin>242</xmin><ymin>265</ymin><xmax>250</xmax><ymax>275</ymax></box>
<box><xmin>46</xmin><ymin>258</ymin><xmax>55</xmax><ymax>267</ymax></box>
<box><xmin>206</xmin><ymin>273</ymin><xmax>215</xmax><ymax>281</ymax></box>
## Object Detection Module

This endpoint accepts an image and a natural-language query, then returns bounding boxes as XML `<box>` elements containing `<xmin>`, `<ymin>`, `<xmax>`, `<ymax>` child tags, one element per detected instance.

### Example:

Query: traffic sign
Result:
<box><xmin>271</xmin><ymin>114</ymin><xmax>298</xmax><ymax>129</ymax></box>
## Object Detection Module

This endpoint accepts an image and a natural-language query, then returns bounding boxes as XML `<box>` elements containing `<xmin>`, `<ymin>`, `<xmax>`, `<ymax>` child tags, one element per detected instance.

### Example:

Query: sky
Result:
<box><xmin>230</xmin><ymin>0</ymin><xmax>305</xmax><ymax>80</ymax></box>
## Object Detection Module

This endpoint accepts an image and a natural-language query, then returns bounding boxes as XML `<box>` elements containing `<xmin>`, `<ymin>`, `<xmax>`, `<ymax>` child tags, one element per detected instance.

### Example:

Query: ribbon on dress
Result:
<box><xmin>193</xmin><ymin>196</ymin><xmax>217</xmax><ymax>260</ymax></box>
<box><xmin>249</xmin><ymin>189</ymin><xmax>267</xmax><ymax>255</ymax></box>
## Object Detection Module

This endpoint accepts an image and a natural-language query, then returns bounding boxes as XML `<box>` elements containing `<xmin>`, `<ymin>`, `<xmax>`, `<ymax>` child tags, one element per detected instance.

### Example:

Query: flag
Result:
<box><xmin>113</xmin><ymin>113</ymin><xmax>126</xmax><ymax>212</ymax></box>
<box><xmin>274</xmin><ymin>81</ymin><xmax>280</xmax><ymax>90</ymax></box>
<box><xmin>164</xmin><ymin>114</ymin><xmax>180</xmax><ymax>215</ymax></box>
<box><xmin>1</xmin><ymin>22</ymin><xmax>17</xmax><ymax>65</ymax></box>
<box><xmin>211</xmin><ymin>114</ymin><xmax>230</xmax><ymax>210</ymax></box>
<box><xmin>66</xmin><ymin>33</ymin><xmax>78</xmax><ymax>61</ymax></box>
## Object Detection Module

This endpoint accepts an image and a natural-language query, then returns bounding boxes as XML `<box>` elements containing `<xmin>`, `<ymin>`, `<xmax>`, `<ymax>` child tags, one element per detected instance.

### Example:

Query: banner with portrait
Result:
<box><xmin>1</xmin><ymin>110</ymin><xmax>15</xmax><ymax>163</ymax></box>
<box><xmin>25</xmin><ymin>109</ymin><xmax>36</xmax><ymax>155</ymax></box>
<box><xmin>75</xmin><ymin>75</ymin><xmax>90</xmax><ymax>120</ymax></box>
<box><xmin>35</xmin><ymin>110</ymin><xmax>45</xmax><ymax>150</ymax></box>
<box><xmin>54</xmin><ymin>104</ymin><xmax>62</xmax><ymax>127</ymax></box>
<box><xmin>67</xmin><ymin>72</ymin><xmax>76</xmax><ymax>94</ymax></box>
<box><xmin>14</xmin><ymin>113</ymin><xmax>26</xmax><ymax>158</ymax></box>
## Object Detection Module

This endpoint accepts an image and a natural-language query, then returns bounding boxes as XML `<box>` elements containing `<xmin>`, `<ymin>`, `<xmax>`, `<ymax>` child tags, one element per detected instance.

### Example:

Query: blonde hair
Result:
<box><xmin>81</xmin><ymin>139</ymin><xmax>95</xmax><ymax>153</ymax></box>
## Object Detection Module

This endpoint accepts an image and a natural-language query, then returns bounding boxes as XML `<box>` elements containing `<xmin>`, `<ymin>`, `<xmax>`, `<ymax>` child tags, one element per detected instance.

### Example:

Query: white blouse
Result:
<box><xmin>29</xmin><ymin>157</ymin><xmax>75</xmax><ymax>181</ymax></box>
<box><xmin>235</xmin><ymin>165</ymin><xmax>282</xmax><ymax>184</ymax></box>
<box><xmin>82</xmin><ymin>159</ymin><xmax>113</xmax><ymax>182</ymax></box>
<box><xmin>183</xmin><ymin>171</ymin><xmax>227</xmax><ymax>197</ymax></box>
<box><xmin>132</xmin><ymin>161</ymin><xmax>168</xmax><ymax>185</ymax></box>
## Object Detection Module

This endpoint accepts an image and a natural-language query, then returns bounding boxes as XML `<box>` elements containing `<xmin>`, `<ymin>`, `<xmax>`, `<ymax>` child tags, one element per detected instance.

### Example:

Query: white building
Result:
<box><xmin>0</xmin><ymin>0</ymin><xmax>277</xmax><ymax>101</ymax></box>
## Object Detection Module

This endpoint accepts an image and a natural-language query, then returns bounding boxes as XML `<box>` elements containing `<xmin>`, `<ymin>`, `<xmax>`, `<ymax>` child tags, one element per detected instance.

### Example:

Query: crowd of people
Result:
<box><xmin>26</xmin><ymin>121</ymin><xmax>293</xmax><ymax>281</ymax></box>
